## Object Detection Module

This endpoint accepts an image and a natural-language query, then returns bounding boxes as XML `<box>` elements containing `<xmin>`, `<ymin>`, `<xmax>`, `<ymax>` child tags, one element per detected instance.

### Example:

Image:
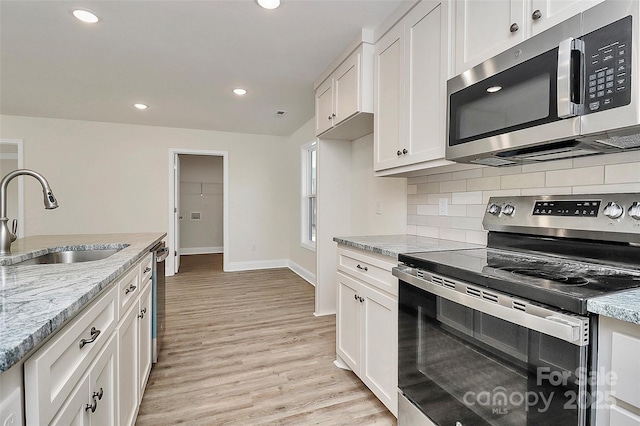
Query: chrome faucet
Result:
<box><xmin>0</xmin><ymin>169</ymin><xmax>58</xmax><ymax>255</ymax></box>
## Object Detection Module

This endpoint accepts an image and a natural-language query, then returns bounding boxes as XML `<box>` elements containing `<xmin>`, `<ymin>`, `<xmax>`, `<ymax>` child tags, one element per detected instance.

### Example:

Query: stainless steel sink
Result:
<box><xmin>17</xmin><ymin>248</ymin><xmax>121</xmax><ymax>265</ymax></box>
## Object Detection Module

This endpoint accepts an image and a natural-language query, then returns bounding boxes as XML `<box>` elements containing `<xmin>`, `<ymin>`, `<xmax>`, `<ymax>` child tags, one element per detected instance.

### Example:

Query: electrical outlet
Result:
<box><xmin>439</xmin><ymin>198</ymin><xmax>448</xmax><ymax>216</ymax></box>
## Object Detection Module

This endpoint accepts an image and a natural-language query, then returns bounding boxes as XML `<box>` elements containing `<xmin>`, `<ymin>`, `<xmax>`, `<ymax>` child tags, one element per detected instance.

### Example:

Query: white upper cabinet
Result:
<box><xmin>453</xmin><ymin>0</ymin><xmax>605</xmax><ymax>76</ymax></box>
<box><xmin>314</xmin><ymin>42</ymin><xmax>374</xmax><ymax>140</ymax></box>
<box><xmin>374</xmin><ymin>0</ymin><xmax>451</xmax><ymax>174</ymax></box>
<box><xmin>453</xmin><ymin>0</ymin><xmax>525</xmax><ymax>77</ymax></box>
<box><xmin>530</xmin><ymin>0</ymin><xmax>605</xmax><ymax>36</ymax></box>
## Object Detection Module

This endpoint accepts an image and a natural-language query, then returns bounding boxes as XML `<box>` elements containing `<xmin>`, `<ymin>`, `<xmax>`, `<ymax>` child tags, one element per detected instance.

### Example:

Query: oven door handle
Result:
<box><xmin>393</xmin><ymin>266</ymin><xmax>588</xmax><ymax>346</ymax></box>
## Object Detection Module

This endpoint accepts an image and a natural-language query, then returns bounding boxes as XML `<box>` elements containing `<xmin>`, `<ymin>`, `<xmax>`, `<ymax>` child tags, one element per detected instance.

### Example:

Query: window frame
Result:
<box><xmin>301</xmin><ymin>141</ymin><xmax>317</xmax><ymax>251</ymax></box>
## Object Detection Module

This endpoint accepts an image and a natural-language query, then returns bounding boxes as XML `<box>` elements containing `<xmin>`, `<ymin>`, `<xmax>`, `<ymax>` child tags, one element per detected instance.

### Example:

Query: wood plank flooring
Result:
<box><xmin>136</xmin><ymin>254</ymin><xmax>396</xmax><ymax>425</ymax></box>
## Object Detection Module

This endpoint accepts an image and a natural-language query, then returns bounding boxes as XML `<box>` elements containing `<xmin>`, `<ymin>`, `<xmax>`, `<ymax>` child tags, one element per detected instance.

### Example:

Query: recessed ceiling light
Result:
<box><xmin>72</xmin><ymin>9</ymin><xmax>99</xmax><ymax>23</ymax></box>
<box><xmin>256</xmin><ymin>0</ymin><xmax>280</xmax><ymax>9</ymax></box>
<box><xmin>233</xmin><ymin>88</ymin><xmax>247</xmax><ymax>96</ymax></box>
<box><xmin>486</xmin><ymin>86</ymin><xmax>502</xmax><ymax>93</ymax></box>
<box><xmin>134</xmin><ymin>103</ymin><xmax>148</xmax><ymax>110</ymax></box>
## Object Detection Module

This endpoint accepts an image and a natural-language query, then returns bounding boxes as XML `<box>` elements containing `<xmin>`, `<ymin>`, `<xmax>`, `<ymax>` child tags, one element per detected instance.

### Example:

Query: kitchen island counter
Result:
<box><xmin>0</xmin><ymin>232</ymin><xmax>165</xmax><ymax>373</ymax></box>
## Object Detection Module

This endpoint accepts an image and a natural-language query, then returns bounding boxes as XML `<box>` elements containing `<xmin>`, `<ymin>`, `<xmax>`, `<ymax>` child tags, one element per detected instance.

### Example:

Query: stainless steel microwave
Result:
<box><xmin>446</xmin><ymin>0</ymin><xmax>640</xmax><ymax>166</ymax></box>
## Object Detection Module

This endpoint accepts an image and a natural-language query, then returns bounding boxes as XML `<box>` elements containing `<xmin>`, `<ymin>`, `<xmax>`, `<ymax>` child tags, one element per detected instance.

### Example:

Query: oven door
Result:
<box><xmin>398</xmin><ymin>279</ymin><xmax>591</xmax><ymax>426</ymax></box>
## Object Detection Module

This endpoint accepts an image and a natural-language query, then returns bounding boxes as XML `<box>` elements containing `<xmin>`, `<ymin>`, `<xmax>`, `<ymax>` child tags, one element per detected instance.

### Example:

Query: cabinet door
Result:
<box><xmin>530</xmin><ymin>0</ymin><xmax>604</xmax><ymax>36</ymax></box>
<box><xmin>404</xmin><ymin>1</ymin><xmax>449</xmax><ymax>166</ymax></box>
<box><xmin>90</xmin><ymin>334</ymin><xmax>117</xmax><ymax>425</ymax></box>
<box><xmin>118</xmin><ymin>304</ymin><xmax>139</xmax><ymax>426</ymax></box>
<box><xmin>374</xmin><ymin>23</ymin><xmax>403</xmax><ymax>171</ymax></box>
<box><xmin>453</xmin><ymin>0</ymin><xmax>525</xmax><ymax>75</ymax></box>
<box><xmin>361</xmin><ymin>283</ymin><xmax>398</xmax><ymax>416</ymax></box>
<box><xmin>50</xmin><ymin>376</ymin><xmax>91</xmax><ymax>426</ymax></box>
<box><xmin>336</xmin><ymin>273</ymin><xmax>361</xmax><ymax>374</ymax></box>
<box><xmin>138</xmin><ymin>283</ymin><xmax>153</xmax><ymax>401</ymax></box>
<box><xmin>334</xmin><ymin>53</ymin><xmax>360</xmax><ymax>125</ymax></box>
<box><xmin>315</xmin><ymin>79</ymin><xmax>334</xmax><ymax>135</ymax></box>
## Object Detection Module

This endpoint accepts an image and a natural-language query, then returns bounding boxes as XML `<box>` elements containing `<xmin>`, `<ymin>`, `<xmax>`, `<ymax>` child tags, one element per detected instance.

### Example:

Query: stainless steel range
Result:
<box><xmin>393</xmin><ymin>193</ymin><xmax>640</xmax><ymax>426</ymax></box>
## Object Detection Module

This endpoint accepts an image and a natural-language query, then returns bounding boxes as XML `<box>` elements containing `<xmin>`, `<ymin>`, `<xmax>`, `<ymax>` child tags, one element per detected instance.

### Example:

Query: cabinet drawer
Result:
<box><xmin>119</xmin><ymin>264</ymin><xmax>141</xmax><ymax>316</ymax></box>
<box><xmin>337</xmin><ymin>247</ymin><xmax>397</xmax><ymax>296</ymax></box>
<box><xmin>140</xmin><ymin>252</ymin><xmax>153</xmax><ymax>286</ymax></box>
<box><xmin>24</xmin><ymin>285</ymin><xmax>117</xmax><ymax>426</ymax></box>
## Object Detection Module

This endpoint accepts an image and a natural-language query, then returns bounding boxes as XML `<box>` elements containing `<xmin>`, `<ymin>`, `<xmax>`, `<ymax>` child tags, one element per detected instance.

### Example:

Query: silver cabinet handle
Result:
<box><xmin>396</xmin><ymin>150</ymin><xmax>402</xmax><ymax>156</ymax></box>
<box><xmin>124</xmin><ymin>284</ymin><xmax>137</xmax><ymax>294</ymax></box>
<box><xmin>138</xmin><ymin>307</ymin><xmax>147</xmax><ymax>319</ymax></box>
<box><xmin>359</xmin><ymin>296</ymin><xmax>364</xmax><ymax>303</ymax></box>
<box><xmin>510</xmin><ymin>23</ymin><xmax>519</xmax><ymax>33</ymax></box>
<box><xmin>85</xmin><ymin>397</ymin><xmax>97</xmax><ymax>413</ymax></box>
<box><xmin>354</xmin><ymin>294</ymin><xmax>358</xmax><ymax>301</ymax></box>
<box><xmin>93</xmin><ymin>388</ymin><xmax>104</xmax><ymax>400</ymax></box>
<box><xmin>356</xmin><ymin>264</ymin><xmax>368</xmax><ymax>272</ymax></box>
<box><xmin>144</xmin><ymin>266</ymin><xmax>151</xmax><ymax>273</ymax></box>
<box><xmin>79</xmin><ymin>327</ymin><xmax>101</xmax><ymax>349</ymax></box>
<box><xmin>402</xmin><ymin>148</ymin><xmax>408</xmax><ymax>155</ymax></box>
<box><xmin>532</xmin><ymin>9</ymin><xmax>542</xmax><ymax>20</ymax></box>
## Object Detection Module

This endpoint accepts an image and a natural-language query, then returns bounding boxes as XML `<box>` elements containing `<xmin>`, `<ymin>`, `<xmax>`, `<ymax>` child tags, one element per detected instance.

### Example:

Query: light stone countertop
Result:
<box><xmin>587</xmin><ymin>290</ymin><xmax>640</xmax><ymax>325</ymax></box>
<box><xmin>0</xmin><ymin>232</ymin><xmax>165</xmax><ymax>373</ymax></box>
<box><xmin>333</xmin><ymin>234</ymin><xmax>484</xmax><ymax>259</ymax></box>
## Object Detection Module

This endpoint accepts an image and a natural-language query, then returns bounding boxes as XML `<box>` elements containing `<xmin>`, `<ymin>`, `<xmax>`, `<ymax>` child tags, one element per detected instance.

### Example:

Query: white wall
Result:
<box><xmin>285</xmin><ymin>118</ymin><xmax>317</xmax><ymax>284</ymax></box>
<box><xmin>407</xmin><ymin>152</ymin><xmax>640</xmax><ymax>244</ymax></box>
<box><xmin>350</xmin><ymin>133</ymin><xmax>406</xmax><ymax>235</ymax></box>
<box><xmin>179</xmin><ymin>154</ymin><xmax>223</xmax><ymax>253</ymax></box>
<box><xmin>0</xmin><ymin>115</ymin><xmax>290</xmax><ymax>267</ymax></box>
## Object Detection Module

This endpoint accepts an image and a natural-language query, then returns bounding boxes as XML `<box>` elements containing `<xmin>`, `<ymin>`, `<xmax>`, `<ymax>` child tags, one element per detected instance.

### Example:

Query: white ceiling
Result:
<box><xmin>0</xmin><ymin>0</ymin><xmax>408</xmax><ymax>136</ymax></box>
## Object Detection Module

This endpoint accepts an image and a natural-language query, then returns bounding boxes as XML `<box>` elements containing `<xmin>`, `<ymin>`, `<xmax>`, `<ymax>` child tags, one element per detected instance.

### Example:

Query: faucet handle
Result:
<box><xmin>10</xmin><ymin>219</ymin><xmax>17</xmax><ymax>238</ymax></box>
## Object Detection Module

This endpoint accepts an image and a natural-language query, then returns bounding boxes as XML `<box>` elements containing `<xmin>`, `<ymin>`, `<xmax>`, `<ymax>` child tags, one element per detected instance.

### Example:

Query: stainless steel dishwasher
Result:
<box><xmin>151</xmin><ymin>241</ymin><xmax>169</xmax><ymax>363</ymax></box>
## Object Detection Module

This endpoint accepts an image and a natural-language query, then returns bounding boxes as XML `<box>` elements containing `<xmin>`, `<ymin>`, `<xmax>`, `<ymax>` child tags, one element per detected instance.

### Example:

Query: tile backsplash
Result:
<box><xmin>406</xmin><ymin>151</ymin><xmax>640</xmax><ymax>245</ymax></box>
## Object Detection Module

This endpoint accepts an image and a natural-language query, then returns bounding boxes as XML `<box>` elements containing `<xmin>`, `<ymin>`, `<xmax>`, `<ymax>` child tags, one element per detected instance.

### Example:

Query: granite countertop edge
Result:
<box><xmin>333</xmin><ymin>234</ymin><xmax>485</xmax><ymax>260</ymax></box>
<box><xmin>0</xmin><ymin>232</ymin><xmax>166</xmax><ymax>373</ymax></box>
<box><xmin>587</xmin><ymin>289</ymin><xmax>640</xmax><ymax>325</ymax></box>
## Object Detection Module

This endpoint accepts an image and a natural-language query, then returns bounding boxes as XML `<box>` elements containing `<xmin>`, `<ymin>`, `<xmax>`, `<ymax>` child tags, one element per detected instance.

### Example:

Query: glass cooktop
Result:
<box><xmin>398</xmin><ymin>248</ymin><xmax>640</xmax><ymax>315</ymax></box>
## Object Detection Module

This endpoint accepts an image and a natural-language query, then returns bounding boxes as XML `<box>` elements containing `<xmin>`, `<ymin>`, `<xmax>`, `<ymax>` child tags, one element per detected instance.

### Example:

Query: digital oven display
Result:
<box><xmin>532</xmin><ymin>200</ymin><xmax>601</xmax><ymax>217</ymax></box>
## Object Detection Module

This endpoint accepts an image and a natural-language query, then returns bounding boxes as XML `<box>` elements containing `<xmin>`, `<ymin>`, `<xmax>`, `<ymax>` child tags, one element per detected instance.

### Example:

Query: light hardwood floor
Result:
<box><xmin>136</xmin><ymin>254</ymin><xmax>396</xmax><ymax>425</ymax></box>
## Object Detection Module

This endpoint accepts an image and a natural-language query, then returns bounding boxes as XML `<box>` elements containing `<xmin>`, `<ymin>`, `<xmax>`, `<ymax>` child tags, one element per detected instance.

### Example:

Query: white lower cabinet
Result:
<box><xmin>51</xmin><ymin>333</ymin><xmax>117</xmax><ymax>426</ymax></box>
<box><xmin>24</xmin><ymin>252</ymin><xmax>154</xmax><ymax>426</ymax></box>
<box><xmin>596</xmin><ymin>316</ymin><xmax>640</xmax><ymax>426</ymax></box>
<box><xmin>336</xmin><ymin>246</ymin><xmax>398</xmax><ymax>416</ymax></box>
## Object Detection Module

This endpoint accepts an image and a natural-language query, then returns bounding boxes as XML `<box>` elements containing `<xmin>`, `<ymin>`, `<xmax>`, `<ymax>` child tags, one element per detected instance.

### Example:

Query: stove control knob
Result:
<box><xmin>502</xmin><ymin>204</ymin><xmax>516</xmax><ymax>216</ymax></box>
<box><xmin>487</xmin><ymin>203</ymin><xmax>501</xmax><ymax>216</ymax></box>
<box><xmin>629</xmin><ymin>202</ymin><xmax>640</xmax><ymax>220</ymax></box>
<box><xmin>604</xmin><ymin>202</ymin><xmax>624</xmax><ymax>219</ymax></box>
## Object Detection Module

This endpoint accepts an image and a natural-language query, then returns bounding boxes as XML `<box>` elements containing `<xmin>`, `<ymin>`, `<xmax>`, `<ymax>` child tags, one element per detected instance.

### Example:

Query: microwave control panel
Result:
<box><xmin>583</xmin><ymin>15</ymin><xmax>632</xmax><ymax>114</ymax></box>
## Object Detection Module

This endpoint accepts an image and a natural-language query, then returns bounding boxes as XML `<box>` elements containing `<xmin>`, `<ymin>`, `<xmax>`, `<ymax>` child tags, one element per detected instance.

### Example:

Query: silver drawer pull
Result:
<box><xmin>124</xmin><ymin>284</ymin><xmax>137</xmax><ymax>294</ymax></box>
<box><xmin>143</xmin><ymin>266</ymin><xmax>151</xmax><ymax>273</ymax></box>
<box><xmin>356</xmin><ymin>264</ymin><xmax>368</xmax><ymax>272</ymax></box>
<box><xmin>79</xmin><ymin>327</ymin><xmax>101</xmax><ymax>349</ymax></box>
<box><xmin>138</xmin><ymin>307</ymin><xmax>147</xmax><ymax>319</ymax></box>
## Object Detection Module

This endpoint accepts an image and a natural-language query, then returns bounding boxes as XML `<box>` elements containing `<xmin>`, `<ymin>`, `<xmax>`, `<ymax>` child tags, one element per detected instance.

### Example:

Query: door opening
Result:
<box><xmin>168</xmin><ymin>149</ymin><xmax>229</xmax><ymax>276</ymax></box>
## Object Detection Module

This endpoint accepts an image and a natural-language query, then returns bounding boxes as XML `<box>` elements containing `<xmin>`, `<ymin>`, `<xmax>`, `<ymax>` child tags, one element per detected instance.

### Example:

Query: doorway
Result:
<box><xmin>168</xmin><ymin>149</ymin><xmax>229</xmax><ymax>276</ymax></box>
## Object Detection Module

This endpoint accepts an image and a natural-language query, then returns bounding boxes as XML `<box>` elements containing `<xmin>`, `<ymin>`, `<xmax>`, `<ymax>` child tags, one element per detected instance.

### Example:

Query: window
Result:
<box><xmin>301</xmin><ymin>141</ymin><xmax>317</xmax><ymax>250</ymax></box>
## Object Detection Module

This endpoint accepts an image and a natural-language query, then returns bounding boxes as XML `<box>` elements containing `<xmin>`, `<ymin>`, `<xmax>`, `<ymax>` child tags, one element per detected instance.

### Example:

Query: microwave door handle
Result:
<box><xmin>557</xmin><ymin>37</ymin><xmax>584</xmax><ymax>118</ymax></box>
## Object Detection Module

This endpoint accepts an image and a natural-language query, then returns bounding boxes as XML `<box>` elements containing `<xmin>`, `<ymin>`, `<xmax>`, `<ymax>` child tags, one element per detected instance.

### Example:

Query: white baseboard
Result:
<box><xmin>180</xmin><ymin>246</ymin><xmax>223</xmax><ymax>255</ymax></box>
<box><xmin>225</xmin><ymin>258</ymin><xmax>289</xmax><ymax>272</ymax></box>
<box><xmin>288</xmin><ymin>260</ymin><xmax>316</xmax><ymax>286</ymax></box>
